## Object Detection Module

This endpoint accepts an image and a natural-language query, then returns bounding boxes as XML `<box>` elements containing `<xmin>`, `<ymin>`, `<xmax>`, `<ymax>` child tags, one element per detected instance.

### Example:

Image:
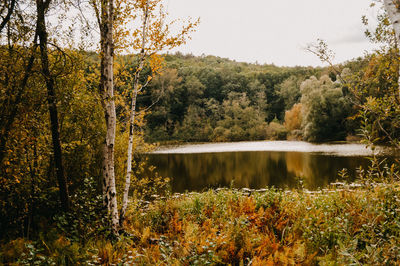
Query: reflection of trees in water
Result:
<box><xmin>147</xmin><ymin>152</ymin><xmax>372</xmax><ymax>192</ymax></box>
<box><xmin>301</xmin><ymin>155</ymin><xmax>334</xmax><ymax>189</ymax></box>
<box><xmin>300</xmin><ymin>155</ymin><xmax>369</xmax><ymax>189</ymax></box>
<box><xmin>285</xmin><ymin>152</ymin><xmax>305</xmax><ymax>184</ymax></box>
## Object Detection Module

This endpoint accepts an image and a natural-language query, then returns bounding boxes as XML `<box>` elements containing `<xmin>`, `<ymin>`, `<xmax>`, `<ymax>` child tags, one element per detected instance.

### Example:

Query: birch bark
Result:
<box><xmin>98</xmin><ymin>0</ymin><xmax>119</xmax><ymax>234</ymax></box>
<box><xmin>120</xmin><ymin>0</ymin><xmax>149</xmax><ymax>224</ymax></box>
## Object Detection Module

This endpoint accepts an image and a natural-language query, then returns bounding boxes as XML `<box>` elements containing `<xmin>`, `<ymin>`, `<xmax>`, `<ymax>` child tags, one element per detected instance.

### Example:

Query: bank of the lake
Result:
<box><xmin>3</xmin><ymin>183</ymin><xmax>400</xmax><ymax>264</ymax></box>
<box><xmin>153</xmin><ymin>141</ymin><xmax>382</xmax><ymax>155</ymax></box>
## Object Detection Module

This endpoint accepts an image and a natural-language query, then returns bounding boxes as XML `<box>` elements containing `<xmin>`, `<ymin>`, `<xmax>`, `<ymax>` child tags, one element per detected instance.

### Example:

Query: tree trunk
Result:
<box><xmin>120</xmin><ymin>0</ymin><xmax>149</xmax><ymax>225</ymax></box>
<box><xmin>383</xmin><ymin>0</ymin><xmax>400</xmax><ymax>99</ymax></box>
<box><xmin>36</xmin><ymin>0</ymin><xmax>69</xmax><ymax>212</ymax></box>
<box><xmin>0</xmin><ymin>35</ymin><xmax>38</xmax><ymax>164</ymax></box>
<box><xmin>120</xmin><ymin>88</ymin><xmax>138</xmax><ymax>224</ymax></box>
<box><xmin>0</xmin><ymin>0</ymin><xmax>16</xmax><ymax>33</ymax></box>
<box><xmin>99</xmin><ymin>0</ymin><xmax>119</xmax><ymax>234</ymax></box>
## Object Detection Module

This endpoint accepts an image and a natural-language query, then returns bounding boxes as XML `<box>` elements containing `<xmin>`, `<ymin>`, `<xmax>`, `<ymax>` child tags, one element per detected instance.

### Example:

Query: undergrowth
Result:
<box><xmin>2</xmin><ymin>184</ymin><xmax>400</xmax><ymax>265</ymax></box>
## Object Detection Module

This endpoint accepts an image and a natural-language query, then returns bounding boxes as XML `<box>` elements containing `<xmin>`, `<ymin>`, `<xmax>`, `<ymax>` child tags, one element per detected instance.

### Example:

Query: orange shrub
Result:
<box><xmin>284</xmin><ymin>103</ymin><xmax>302</xmax><ymax>132</ymax></box>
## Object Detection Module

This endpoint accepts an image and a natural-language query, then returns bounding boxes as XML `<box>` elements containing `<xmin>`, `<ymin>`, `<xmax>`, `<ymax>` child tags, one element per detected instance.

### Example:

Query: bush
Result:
<box><xmin>284</xmin><ymin>103</ymin><xmax>302</xmax><ymax>132</ymax></box>
<box><xmin>266</xmin><ymin>120</ymin><xmax>288</xmax><ymax>140</ymax></box>
<box><xmin>300</xmin><ymin>75</ymin><xmax>351</xmax><ymax>142</ymax></box>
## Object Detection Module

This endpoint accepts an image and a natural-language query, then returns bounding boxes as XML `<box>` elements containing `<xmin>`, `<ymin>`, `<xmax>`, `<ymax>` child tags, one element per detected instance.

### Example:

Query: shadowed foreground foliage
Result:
<box><xmin>2</xmin><ymin>183</ymin><xmax>400</xmax><ymax>265</ymax></box>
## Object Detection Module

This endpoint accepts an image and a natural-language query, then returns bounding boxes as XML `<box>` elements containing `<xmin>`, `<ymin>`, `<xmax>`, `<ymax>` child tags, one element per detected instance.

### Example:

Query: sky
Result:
<box><xmin>165</xmin><ymin>0</ymin><xmax>381</xmax><ymax>67</ymax></box>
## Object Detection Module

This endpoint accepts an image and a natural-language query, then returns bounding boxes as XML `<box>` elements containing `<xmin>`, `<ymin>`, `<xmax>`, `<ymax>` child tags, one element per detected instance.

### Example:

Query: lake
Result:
<box><xmin>147</xmin><ymin>141</ymin><xmax>395</xmax><ymax>192</ymax></box>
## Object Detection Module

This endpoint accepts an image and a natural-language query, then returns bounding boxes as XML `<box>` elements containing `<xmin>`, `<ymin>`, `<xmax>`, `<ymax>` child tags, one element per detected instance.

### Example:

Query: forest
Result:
<box><xmin>141</xmin><ymin>53</ymin><xmax>356</xmax><ymax>143</ymax></box>
<box><xmin>1</xmin><ymin>0</ymin><xmax>400</xmax><ymax>264</ymax></box>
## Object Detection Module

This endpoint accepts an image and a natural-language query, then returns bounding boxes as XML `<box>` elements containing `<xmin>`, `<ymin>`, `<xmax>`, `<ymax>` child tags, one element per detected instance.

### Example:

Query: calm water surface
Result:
<box><xmin>147</xmin><ymin>141</ymin><xmax>395</xmax><ymax>192</ymax></box>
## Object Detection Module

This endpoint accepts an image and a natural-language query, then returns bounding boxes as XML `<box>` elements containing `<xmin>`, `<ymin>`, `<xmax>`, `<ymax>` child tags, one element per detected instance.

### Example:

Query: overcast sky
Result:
<box><xmin>165</xmin><ymin>0</ymin><xmax>380</xmax><ymax>67</ymax></box>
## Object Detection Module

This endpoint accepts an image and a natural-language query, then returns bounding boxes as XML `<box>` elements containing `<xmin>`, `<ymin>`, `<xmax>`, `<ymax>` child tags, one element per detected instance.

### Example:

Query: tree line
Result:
<box><xmin>137</xmin><ymin>53</ymin><xmax>360</xmax><ymax>143</ymax></box>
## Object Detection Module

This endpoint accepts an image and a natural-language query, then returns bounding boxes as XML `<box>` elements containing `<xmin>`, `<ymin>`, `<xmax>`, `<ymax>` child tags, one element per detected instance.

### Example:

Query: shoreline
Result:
<box><xmin>151</xmin><ymin>140</ymin><xmax>395</xmax><ymax>157</ymax></box>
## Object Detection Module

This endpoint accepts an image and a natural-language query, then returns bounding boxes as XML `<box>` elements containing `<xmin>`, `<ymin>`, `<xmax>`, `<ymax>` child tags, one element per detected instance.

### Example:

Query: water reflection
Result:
<box><xmin>146</xmin><ymin>151</ymin><xmax>373</xmax><ymax>193</ymax></box>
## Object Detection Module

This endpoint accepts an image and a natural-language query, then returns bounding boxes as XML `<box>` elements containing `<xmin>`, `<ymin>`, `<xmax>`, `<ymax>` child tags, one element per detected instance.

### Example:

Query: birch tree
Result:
<box><xmin>120</xmin><ymin>0</ymin><xmax>198</xmax><ymax>224</ymax></box>
<box><xmin>91</xmin><ymin>0</ymin><xmax>119</xmax><ymax>234</ymax></box>
<box><xmin>120</xmin><ymin>0</ymin><xmax>149</xmax><ymax>224</ymax></box>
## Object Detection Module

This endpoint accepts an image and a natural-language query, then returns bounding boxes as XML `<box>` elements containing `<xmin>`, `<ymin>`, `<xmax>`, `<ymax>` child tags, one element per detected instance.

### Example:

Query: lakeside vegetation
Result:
<box><xmin>3</xmin><ymin>182</ymin><xmax>400</xmax><ymax>264</ymax></box>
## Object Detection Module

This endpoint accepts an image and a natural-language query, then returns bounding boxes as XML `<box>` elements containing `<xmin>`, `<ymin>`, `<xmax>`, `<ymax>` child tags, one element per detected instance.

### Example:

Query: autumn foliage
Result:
<box><xmin>4</xmin><ymin>185</ymin><xmax>400</xmax><ymax>264</ymax></box>
<box><xmin>284</xmin><ymin>103</ymin><xmax>302</xmax><ymax>132</ymax></box>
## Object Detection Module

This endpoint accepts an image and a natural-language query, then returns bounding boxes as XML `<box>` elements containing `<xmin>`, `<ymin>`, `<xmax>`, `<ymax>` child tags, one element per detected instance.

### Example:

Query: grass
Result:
<box><xmin>2</xmin><ymin>184</ymin><xmax>400</xmax><ymax>265</ymax></box>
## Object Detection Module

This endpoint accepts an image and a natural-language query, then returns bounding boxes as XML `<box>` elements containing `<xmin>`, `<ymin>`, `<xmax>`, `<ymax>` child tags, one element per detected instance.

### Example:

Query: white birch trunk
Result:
<box><xmin>120</xmin><ymin>88</ymin><xmax>138</xmax><ymax>223</ymax></box>
<box><xmin>383</xmin><ymin>0</ymin><xmax>400</xmax><ymax>99</ymax></box>
<box><xmin>100</xmin><ymin>0</ymin><xmax>119</xmax><ymax>235</ymax></box>
<box><xmin>120</xmin><ymin>0</ymin><xmax>149</xmax><ymax>224</ymax></box>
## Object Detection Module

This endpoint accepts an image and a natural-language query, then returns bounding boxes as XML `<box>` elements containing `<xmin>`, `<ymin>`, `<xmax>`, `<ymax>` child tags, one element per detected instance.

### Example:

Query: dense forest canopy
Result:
<box><xmin>133</xmin><ymin>53</ymin><xmax>360</xmax><ymax>142</ymax></box>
